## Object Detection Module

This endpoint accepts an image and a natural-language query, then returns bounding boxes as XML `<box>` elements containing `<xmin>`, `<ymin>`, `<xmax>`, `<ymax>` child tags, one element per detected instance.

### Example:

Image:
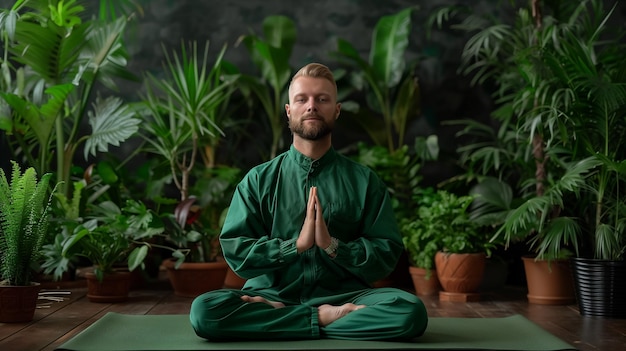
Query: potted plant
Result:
<box><xmin>60</xmin><ymin>199</ymin><xmax>173</xmax><ymax>302</ymax></box>
<box><xmin>137</xmin><ymin>40</ymin><xmax>240</xmax><ymax>296</ymax></box>
<box><xmin>0</xmin><ymin>161</ymin><xmax>56</xmax><ymax>322</ymax></box>
<box><xmin>399</xmin><ymin>187</ymin><xmax>443</xmax><ymax>296</ymax></box>
<box><xmin>425</xmin><ymin>189</ymin><xmax>495</xmax><ymax>302</ymax></box>
<box><xmin>429</xmin><ymin>0</ymin><xmax>623</xmax><ymax>306</ymax></box>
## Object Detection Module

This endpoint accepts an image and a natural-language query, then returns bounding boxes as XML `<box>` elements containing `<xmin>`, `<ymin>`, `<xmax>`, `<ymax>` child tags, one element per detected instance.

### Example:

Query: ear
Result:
<box><xmin>335</xmin><ymin>102</ymin><xmax>341</xmax><ymax>119</ymax></box>
<box><xmin>285</xmin><ymin>103</ymin><xmax>291</xmax><ymax>118</ymax></box>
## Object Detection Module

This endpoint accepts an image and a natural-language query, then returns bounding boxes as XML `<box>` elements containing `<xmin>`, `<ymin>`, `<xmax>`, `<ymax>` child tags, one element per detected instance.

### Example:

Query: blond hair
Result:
<box><xmin>289</xmin><ymin>63</ymin><xmax>337</xmax><ymax>95</ymax></box>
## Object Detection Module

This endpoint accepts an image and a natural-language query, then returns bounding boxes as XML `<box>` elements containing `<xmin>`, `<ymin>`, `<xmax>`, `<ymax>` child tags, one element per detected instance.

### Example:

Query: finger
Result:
<box><xmin>314</xmin><ymin>194</ymin><xmax>323</xmax><ymax>220</ymax></box>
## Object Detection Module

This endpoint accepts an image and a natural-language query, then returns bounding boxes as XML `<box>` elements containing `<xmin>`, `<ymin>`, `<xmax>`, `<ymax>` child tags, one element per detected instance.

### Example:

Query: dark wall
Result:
<box><xmin>2</xmin><ymin>1</ymin><xmax>625</xmax><ymax>181</ymax></box>
<box><xmin>120</xmin><ymin>0</ymin><xmax>497</xmax><ymax>179</ymax></box>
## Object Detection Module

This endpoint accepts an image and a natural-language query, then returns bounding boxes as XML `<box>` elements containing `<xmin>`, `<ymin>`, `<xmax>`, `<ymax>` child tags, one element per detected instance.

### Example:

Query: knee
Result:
<box><xmin>391</xmin><ymin>291</ymin><xmax>429</xmax><ymax>339</ymax></box>
<box><xmin>189</xmin><ymin>289</ymin><xmax>241</xmax><ymax>340</ymax></box>
<box><xmin>405</xmin><ymin>294</ymin><xmax>428</xmax><ymax>338</ymax></box>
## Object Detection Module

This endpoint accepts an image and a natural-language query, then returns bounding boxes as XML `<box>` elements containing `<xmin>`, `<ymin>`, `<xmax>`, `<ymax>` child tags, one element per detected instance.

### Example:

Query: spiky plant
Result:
<box><xmin>0</xmin><ymin>161</ymin><xmax>55</xmax><ymax>286</ymax></box>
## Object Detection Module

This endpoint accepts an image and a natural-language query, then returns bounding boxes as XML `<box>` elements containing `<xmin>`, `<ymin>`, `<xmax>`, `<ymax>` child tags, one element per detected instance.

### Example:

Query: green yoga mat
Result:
<box><xmin>56</xmin><ymin>313</ymin><xmax>575</xmax><ymax>351</ymax></box>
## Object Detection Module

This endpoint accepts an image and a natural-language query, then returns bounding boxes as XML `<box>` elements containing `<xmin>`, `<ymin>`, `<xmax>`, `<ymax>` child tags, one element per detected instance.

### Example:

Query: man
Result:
<box><xmin>190</xmin><ymin>63</ymin><xmax>428</xmax><ymax>341</ymax></box>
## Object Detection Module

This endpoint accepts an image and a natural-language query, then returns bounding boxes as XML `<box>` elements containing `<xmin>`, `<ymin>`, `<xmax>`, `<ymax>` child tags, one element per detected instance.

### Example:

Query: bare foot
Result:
<box><xmin>318</xmin><ymin>303</ymin><xmax>366</xmax><ymax>327</ymax></box>
<box><xmin>241</xmin><ymin>295</ymin><xmax>286</xmax><ymax>308</ymax></box>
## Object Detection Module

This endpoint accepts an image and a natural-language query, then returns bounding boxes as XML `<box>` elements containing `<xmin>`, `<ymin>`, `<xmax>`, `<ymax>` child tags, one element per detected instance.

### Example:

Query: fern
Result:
<box><xmin>0</xmin><ymin>161</ymin><xmax>55</xmax><ymax>286</ymax></box>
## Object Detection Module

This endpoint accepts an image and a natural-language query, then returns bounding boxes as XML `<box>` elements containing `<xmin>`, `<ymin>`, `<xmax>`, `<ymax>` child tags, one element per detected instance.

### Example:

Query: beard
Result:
<box><xmin>288</xmin><ymin>115</ymin><xmax>334</xmax><ymax>140</ymax></box>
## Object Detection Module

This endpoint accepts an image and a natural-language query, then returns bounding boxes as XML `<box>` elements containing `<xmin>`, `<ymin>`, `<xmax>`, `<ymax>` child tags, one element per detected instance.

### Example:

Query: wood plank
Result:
<box><xmin>1</xmin><ymin>288</ymin><xmax>108</xmax><ymax>351</ymax></box>
<box><xmin>0</xmin><ymin>288</ymin><xmax>76</xmax><ymax>340</ymax></box>
<box><xmin>2</xmin><ymin>284</ymin><xmax>625</xmax><ymax>351</ymax></box>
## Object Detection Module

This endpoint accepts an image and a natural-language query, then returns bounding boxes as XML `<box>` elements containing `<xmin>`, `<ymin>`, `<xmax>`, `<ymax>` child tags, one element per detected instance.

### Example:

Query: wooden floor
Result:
<box><xmin>1</xmin><ymin>278</ymin><xmax>625</xmax><ymax>351</ymax></box>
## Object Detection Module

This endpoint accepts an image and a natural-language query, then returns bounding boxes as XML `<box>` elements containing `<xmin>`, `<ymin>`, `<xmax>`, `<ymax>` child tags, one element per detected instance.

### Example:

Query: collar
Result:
<box><xmin>288</xmin><ymin>145</ymin><xmax>337</xmax><ymax>173</ymax></box>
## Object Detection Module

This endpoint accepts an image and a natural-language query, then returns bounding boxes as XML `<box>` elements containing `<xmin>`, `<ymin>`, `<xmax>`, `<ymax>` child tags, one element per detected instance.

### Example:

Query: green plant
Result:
<box><xmin>139</xmin><ymin>40</ymin><xmax>238</xmax><ymax>202</ymax></box>
<box><xmin>332</xmin><ymin>7</ymin><xmax>419</xmax><ymax>153</ymax></box>
<box><xmin>431</xmin><ymin>0</ymin><xmax>626</xmax><ymax>260</ymax></box>
<box><xmin>236</xmin><ymin>15</ymin><xmax>296</xmax><ymax>159</ymax></box>
<box><xmin>163</xmin><ymin>165</ymin><xmax>242</xmax><ymax>263</ymax></box>
<box><xmin>60</xmin><ymin>199</ymin><xmax>179</xmax><ymax>282</ymax></box>
<box><xmin>400</xmin><ymin>187</ymin><xmax>440</xmax><ymax>272</ymax></box>
<box><xmin>401</xmin><ymin>188</ymin><xmax>494</xmax><ymax>275</ymax></box>
<box><xmin>0</xmin><ymin>161</ymin><xmax>56</xmax><ymax>286</ymax></box>
<box><xmin>353</xmin><ymin>135</ymin><xmax>438</xmax><ymax>220</ymax></box>
<box><xmin>0</xmin><ymin>0</ymin><xmax>142</xmax><ymax>198</ymax></box>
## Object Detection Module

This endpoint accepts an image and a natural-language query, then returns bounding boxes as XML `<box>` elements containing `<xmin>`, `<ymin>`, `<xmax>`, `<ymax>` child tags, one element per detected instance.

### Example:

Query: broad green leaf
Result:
<box><xmin>128</xmin><ymin>245</ymin><xmax>148</xmax><ymax>271</ymax></box>
<box><xmin>84</xmin><ymin>96</ymin><xmax>140</xmax><ymax>159</ymax></box>
<box><xmin>370</xmin><ymin>8</ymin><xmax>412</xmax><ymax>87</ymax></box>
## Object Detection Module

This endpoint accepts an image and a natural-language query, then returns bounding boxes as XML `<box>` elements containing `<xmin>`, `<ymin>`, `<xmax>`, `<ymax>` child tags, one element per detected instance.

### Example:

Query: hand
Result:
<box><xmin>296</xmin><ymin>186</ymin><xmax>316</xmax><ymax>253</ymax></box>
<box><xmin>313</xmin><ymin>193</ymin><xmax>332</xmax><ymax>250</ymax></box>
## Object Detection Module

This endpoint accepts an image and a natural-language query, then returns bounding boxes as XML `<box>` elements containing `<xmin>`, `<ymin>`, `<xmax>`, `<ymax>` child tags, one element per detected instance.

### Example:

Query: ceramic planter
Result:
<box><xmin>0</xmin><ymin>283</ymin><xmax>41</xmax><ymax>323</ymax></box>
<box><xmin>522</xmin><ymin>257</ymin><xmax>575</xmax><ymax>305</ymax></box>
<box><xmin>435</xmin><ymin>252</ymin><xmax>486</xmax><ymax>301</ymax></box>
<box><xmin>571</xmin><ymin>258</ymin><xmax>626</xmax><ymax>318</ymax></box>
<box><xmin>408</xmin><ymin>266</ymin><xmax>440</xmax><ymax>296</ymax></box>
<box><xmin>162</xmin><ymin>259</ymin><xmax>228</xmax><ymax>297</ymax></box>
<box><xmin>85</xmin><ymin>271</ymin><xmax>132</xmax><ymax>303</ymax></box>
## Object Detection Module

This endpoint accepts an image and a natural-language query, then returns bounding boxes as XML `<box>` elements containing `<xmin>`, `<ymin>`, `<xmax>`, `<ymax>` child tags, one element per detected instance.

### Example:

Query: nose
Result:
<box><xmin>306</xmin><ymin>97</ymin><xmax>317</xmax><ymax>112</ymax></box>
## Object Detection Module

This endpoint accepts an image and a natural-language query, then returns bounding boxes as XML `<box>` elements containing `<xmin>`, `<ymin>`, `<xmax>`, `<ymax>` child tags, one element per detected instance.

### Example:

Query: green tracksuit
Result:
<box><xmin>190</xmin><ymin>146</ymin><xmax>428</xmax><ymax>341</ymax></box>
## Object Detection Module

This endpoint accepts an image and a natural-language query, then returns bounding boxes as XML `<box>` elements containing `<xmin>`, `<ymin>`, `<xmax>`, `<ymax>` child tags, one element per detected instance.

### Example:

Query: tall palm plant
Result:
<box><xmin>0</xmin><ymin>0</ymin><xmax>141</xmax><ymax>197</ymax></box>
<box><xmin>432</xmin><ymin>0</ymin><xmax>626</xmax><ymax>260</ymax></box>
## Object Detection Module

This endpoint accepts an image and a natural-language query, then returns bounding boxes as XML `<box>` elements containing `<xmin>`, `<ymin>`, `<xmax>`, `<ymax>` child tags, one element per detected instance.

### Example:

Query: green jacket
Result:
<box><xmin>220</xmin><ymin>145</ymin><xmax>403</xmax><ymax>302</ymax></box>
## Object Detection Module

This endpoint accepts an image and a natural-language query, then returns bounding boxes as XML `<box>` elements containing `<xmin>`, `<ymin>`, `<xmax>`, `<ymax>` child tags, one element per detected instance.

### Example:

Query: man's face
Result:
<box><xmin>286</xmin><ymin>76</ymin><xmax>341</xmax><ymax>141</ymax></box>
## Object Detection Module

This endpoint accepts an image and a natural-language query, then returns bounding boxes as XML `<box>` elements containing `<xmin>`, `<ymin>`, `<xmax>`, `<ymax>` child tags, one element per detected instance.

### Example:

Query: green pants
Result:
<box><xmin>190</xmin><ymin>287</ymin><xmax>428</xmax><ymax>341</ymax></box>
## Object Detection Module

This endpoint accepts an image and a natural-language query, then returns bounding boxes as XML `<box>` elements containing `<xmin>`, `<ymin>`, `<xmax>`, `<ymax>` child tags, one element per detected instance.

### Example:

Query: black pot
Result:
<box><xmin>570</xmin><ymin>258</ymin><xmax>626</xmax><ymax>318</ymax></box>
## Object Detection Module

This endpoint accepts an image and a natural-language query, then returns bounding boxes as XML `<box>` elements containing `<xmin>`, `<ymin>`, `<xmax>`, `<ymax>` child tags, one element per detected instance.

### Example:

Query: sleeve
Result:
<box><xmin>219</xmin><ymin>172</ymin><xmax>299</xmax><ymax>279</ymax></box>
<box><xmin>330</xmin><ymin>175</ymin><xmax>404</xmax><ymax>283</ymax></box>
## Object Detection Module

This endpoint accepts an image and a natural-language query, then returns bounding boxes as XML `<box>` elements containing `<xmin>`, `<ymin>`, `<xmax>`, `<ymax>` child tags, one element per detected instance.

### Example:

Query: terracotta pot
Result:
<box><xmin>0</xmin><ymin>282</ymin><xmax>41</xmax><ymax>323</ymax></box>
<box><xmin>435</xmin><ymin>252</ymin><xmax>486</xmax><ymax>293</ymax></box>
<box><xmin>85</xmin><ymin>271</ymin><xmax>131</xmax><ymax>303</ymax></box>
<box><xmin>522</xmin><ymin>256</ymin><xmax>575</xmax><ymax>305</ymax></box>
<box><xmin>223</xmin><ymin>265</ymin><xmax>247</xmax><ymax>289</ymax></box>
<box><xmin>408</xmin><ymin>266</ymin><xmax>440</xmax><ymax>296</ymax></box>
<box><xmin>162</xmin><ymin>259</ymin><xmax>228</xmax><ymax>297</ymax></box>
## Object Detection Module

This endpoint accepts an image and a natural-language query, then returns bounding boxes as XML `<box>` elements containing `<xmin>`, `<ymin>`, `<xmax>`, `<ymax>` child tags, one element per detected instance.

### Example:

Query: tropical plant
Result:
<box><xmin>332</xmin><ymin>7</ymin><xmax>419</xmax><ymax>153</ymax></box>
<box><xmin>58</xmin><ymin>199</ymin><xmax>181</xmax><ymax>282</ymax></box>
<box><xmin>353</xmin><ymin>135</ymin><xmax>438</xmax><ymax>220</ymax></box>
<box><xmin>400</xmin><ymin>187</ymin><xmax>441</xmax><ymax>272</ymax></box>
<box><xmin>236</xmin><ymin>15</ymin><xmax>296</xmax><ymax>159</ymax></box>
<box><xmin>162</xmin><ymin>165</ymin><xmax>242</xmax><ymax>263</ymax></box>
<box><xmin>430</xmin><ymin>0</ymin><xmax>626</xmax><ymax>260</ymax></box>
<box><xmin>139</xmin><ymin>40</ymin><xmax>238</xmax><ymax>202</ymax></box>
<box><xmin>0</xmin><ymin>161</ymin><xmax>56</xmax><ymax>286</ymax></box>
<box><xmin>401</xmin><ymin>187</ymin><xmax>494</xmax><ymax>276</ymax></box>
<box><xmin>0</xmin><ymin>0</ymin><xmax>142</xmax><ymax>198</ymax></box>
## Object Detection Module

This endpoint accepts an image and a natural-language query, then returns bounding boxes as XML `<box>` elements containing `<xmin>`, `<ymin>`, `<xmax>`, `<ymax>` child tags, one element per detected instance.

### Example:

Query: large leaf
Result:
<box><xmin>84</xmin><ymin>96</ymin><xmax>140</xmax><ymax>159</ymax></box>
<box><xmin>369</xmin><ymin>8</ymin><xmax>412</xmax><ymax>88</ymax></box>
<box><xmin>80</xmin><ymin>16</ymin><xmax>137</xmax><ymax>89</ymax></box>
<box><xmin>13</xmin><ymin>20</ymin><xmax>87</xmax><ymax>84</ymax></box>
<box><xmin>263</xmin><ymin>15</ymin><xmax>296</xmax><ymax>54</ymax></box>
